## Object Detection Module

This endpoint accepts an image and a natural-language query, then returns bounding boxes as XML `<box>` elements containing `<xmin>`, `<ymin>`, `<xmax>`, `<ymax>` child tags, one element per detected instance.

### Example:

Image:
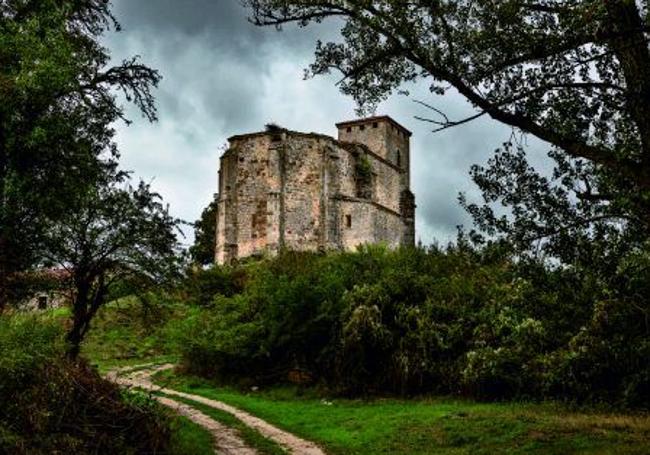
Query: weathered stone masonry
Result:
<box><xmin>215</xmin><ymin>116</ymin><xmax>416</xmax><ymax>264</ymax></box>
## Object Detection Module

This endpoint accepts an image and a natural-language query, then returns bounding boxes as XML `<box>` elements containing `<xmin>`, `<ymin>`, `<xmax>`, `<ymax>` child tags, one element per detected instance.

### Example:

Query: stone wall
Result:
<box><xmin>215</xmin><ymin>117</ymin><xmax>416</xmax><ymax>264</ymax></box>
<box><xmin>337</xmin><ymin>116</ymin><xmax>410</xmax><ymax>176</ymax></box>
<box><xmin>335</xmin><ymin>198</ymin><xmax>405</xmax><ymax>250</ymax></box>
<box><xmin>282</xmin><ymin>136</ymin><xmax>328</xmax><ymax>252</ymax></box>
<box><xmin>19</xmin><ymin>290</ymin><xmax>69</xmax><ymax>311</ymax></box>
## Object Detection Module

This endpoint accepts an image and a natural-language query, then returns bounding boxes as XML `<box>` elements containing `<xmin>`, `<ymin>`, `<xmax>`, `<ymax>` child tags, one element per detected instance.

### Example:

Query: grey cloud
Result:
<box><xmin>104</xmin><ymin>0</ymin><xmax>538</xmax><ymax>245</ymax></box>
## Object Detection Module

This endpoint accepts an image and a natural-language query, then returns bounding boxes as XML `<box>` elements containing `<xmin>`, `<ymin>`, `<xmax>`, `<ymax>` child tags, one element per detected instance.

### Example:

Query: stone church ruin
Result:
<box><xmin>215</xmin><ymin>116</ymin><xmax>416</xmax><ymax>264</ymax></box>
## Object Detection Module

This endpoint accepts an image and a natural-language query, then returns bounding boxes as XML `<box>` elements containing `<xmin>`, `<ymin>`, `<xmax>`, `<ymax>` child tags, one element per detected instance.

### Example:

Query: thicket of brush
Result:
<box><xmin>0</xmin><ymin>314</ymin><xmax>172</xmax><ymax>455</ymax></box>
<box><xmin>174</xmin><ymin>245</ymin><xmax>649</xmax><ymax>408</ymax></box>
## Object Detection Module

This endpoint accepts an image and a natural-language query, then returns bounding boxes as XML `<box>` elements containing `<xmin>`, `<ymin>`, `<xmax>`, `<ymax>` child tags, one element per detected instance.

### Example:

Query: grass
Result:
<box><xmin>160</xmin><ymin>393</ymin><xmax>287</xmax><ymax>455</ymax></box>
<box><xmin>81</xmin><ymin>297</ymin><xmax>186</xmax><ymax>373</ymax></box>
<box><xmin>153</xmin><ymin>370</ymin><xmax>650</xmax><ymax>455</ymax></box>
<box><xmin>80</xmin><ymin>300</ymin><xmax>650</xmax><ymax>454</ymax></box>
<box><xmin>169</xmin><ymin>415</ymin><xmax>215</xmax><ymax>455</ymax></box>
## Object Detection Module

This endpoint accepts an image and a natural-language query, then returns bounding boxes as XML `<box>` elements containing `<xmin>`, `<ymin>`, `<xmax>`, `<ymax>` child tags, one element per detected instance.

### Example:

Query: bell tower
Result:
<box><xmin>336</xmin><ymin>116</ymin><xmax>411</xmax><ymax>185</ymax></box>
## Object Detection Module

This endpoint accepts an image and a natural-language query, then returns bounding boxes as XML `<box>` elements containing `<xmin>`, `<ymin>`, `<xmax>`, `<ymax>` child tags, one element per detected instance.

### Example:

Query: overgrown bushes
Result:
<box><xmin>0</xmin><ymin>314</ymin><xmax>173</xmax><ymax>454</ymax></box>
<box><xmin>176</xmin><ymin>245</ymin><xmax>649</xmax><ymax>408</ymax></box>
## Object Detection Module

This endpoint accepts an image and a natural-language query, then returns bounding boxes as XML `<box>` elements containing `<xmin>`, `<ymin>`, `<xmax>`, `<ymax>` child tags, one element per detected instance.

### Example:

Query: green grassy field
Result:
<box><xmin>153</xmin><ymin>370</ymin><xmax>650</xmax><ymax>455</ymax></box>
<box><xmin>79</xmin><ymin>301</ymin><xmax>650</xmax><ymax>454</ymax></box>
<box><xmin>80</xmin><ymin>298</ymin><xmax>184</xmax><ymax>373</ymax></box>
<box><xmin>169</xmin><ymin>416</ymin><xmax>215</xmax><ymax>455</ymax></box>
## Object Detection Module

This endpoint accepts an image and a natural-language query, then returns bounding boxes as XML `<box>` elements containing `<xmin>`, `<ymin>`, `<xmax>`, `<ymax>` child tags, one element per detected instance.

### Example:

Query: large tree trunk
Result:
<box><xmin>66</xmin><ymin>274</ymin><xmax>106</xmax><ymax>359</ymax></box>
<box><xmin>67</xmin><ymin>288</ymin><xmax>89</xmax><ymax>359</ymax></box>
<box><xmin>605</xmin><ymin>0</ymin><xmax>650</xmax><ymax>175</ymax></box>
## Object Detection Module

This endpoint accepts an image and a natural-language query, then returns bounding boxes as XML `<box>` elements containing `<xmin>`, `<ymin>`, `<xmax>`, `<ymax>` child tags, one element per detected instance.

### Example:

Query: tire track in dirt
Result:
<box><xmin>157</xmin><ymin>395</ymin><xmax>257</xmax><ymax>455</ymax></box>
<box><xmin>108</xmin><ymin>364</ymin><xmax>326</xmax><ymax>455</ymax></box>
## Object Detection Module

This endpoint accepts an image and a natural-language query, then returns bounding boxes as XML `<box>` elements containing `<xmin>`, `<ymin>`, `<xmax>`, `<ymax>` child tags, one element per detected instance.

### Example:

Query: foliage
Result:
<box><xmin>0</xmin><ymin>0</ymin><xmax>160</xmax><ymax>308</ymax></box>
<box><xmin>173</xmin><ymin>246</ymin><xmax>649</xmax><ymax>407</ymax></box>
<box><xmin>354</xmin><ymin>154</ymin><xmax>373</xmax><ymax>198</ymax></box>
<box><xmin>244</xmin><ymin>2</ymin><xmax>650</xmax><ymax>308</ymax></box>
<box><xmin>40</xmin><ymin>171</ymin><xmax>182</xmax><ymax>358</ymax></box>
<box><xmin>245</xmin><ymin>1</ymin><xmax>650</xmax><ymax>228</ymax></box>
<box><xmin>183</xmin><ymin>265</ymin><xmax>245</xmax><ymax>306</ymax></box>
<box><xmin>460</xmin><ymin>142</ymin><xmax>647</xmax><ymax>272</ymax></box>
<box><xmin>0</xmin><ymin>313</ymin><xmax>173</xmax><ymax>455</ymax></box>
<box><xmin>240</xmin><ymin>2</ymin><xmax>650</xmax><ymax>408</ymax></box>
<box><xmin>190</xmin><ymin>197</ymin><xmax>219</xmax><ymax>266</ymax></box>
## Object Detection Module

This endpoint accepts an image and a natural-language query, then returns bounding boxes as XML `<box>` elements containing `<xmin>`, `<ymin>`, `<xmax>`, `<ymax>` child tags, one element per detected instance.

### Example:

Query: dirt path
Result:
<box><xmin>107</xmin><ymin>365</ymin><xmax>256</xmax><ymax>454</ymax></box>
<box><xmin>108</xmin><ymin>364</ymin><xmax>326</xmax><ymax>455</ymax></box>
<box><xmin>157</xmin><ymin>395</ymin><xmax>257</xmax><ymax>455</ymax></box>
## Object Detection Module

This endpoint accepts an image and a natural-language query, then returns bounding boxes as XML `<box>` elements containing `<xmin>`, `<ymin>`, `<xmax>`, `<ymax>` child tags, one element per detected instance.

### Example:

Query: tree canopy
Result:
<box><xmin>190</xmin><ymin>197</ymin><xmax>218</xmax><ymax>266</ymax></box>
<box><xmin>245</xmin><ymin>0</ymin><xmax>650</xmax><ymax>260</ymax></box>
<box><xmin>0</xmin><ymin>0</ymin><xmax>160</xmax><ymax>307</ymax></box>
<box><xmin>42</xmin><ymin>169</ymin><xmax>181</xmax><ymax>357</ymax></box>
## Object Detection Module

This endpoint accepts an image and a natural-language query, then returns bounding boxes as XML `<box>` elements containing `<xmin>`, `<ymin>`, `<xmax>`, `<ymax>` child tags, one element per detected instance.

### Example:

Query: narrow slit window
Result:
<box><xmin>346</xmin><ymin>215</ymin><xmax>352</xmax><ymax>228</ymax></box>
<box><xmin>396</xmin><ymin>150</ymin><xmax>401</xmax><ymax>167</ymax></box>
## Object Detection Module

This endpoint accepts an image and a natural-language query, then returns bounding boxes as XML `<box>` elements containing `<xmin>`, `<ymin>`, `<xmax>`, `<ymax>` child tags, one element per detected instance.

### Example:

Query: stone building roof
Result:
<box><xmin>336</xmin><ymin>115</ymin><xmax>412</xmax><ymax>137</ymax></box>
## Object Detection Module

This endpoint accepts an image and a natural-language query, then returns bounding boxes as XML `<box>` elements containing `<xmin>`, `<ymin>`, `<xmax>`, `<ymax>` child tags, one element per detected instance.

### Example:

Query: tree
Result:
<box><xmin>0</xmin><ymin>0</ymin><xmax>160</xmax><ymax>309</ymax></box>
<box><xmin>245</xmin><ymin>0</ymin><xmax>650</xmax><ymax>252</ymax></box>
<box><xmin>189</xmin><ymin>196</ymin><xmax>218</xmax><ymax>266</ymax></box>
<box><xmin>459</xmin><ymin>142</ymin><xmax>644</xmax><ymax>265</ymax></box>
<box><xmin>41</xmin><ymin>169</ymin><xmax>181</xmax><ymax>358</ymax></box>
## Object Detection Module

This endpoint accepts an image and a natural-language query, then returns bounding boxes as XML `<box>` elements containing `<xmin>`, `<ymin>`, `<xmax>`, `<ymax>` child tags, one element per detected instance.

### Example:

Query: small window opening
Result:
<box><xmin>373</xmin><ymin>122</ymin><xmax>378</xmax><ymax>128</ymax></box>
<box><xmin>396</xmin><ymin>150</ymin><xmax>401</xmax><ymax>167</ymax></box>
<box><xmin>345</xmin><ymin>215</ymin><xmax>352</xmax><ymax>228</ymax></box>
<box><xmin>38</xmin><ymin>296</ymin><xmax>47</xmax><ymax>310</ymax></box>
<box><xmin>360</xmin><ymin>125</ymin><xmax>365</xmax><ymax>131</ymax></box>
<box><xmin>346</xmin><ymin>127</ymin><xmax>352</xmax><ymax>133</ymax></box>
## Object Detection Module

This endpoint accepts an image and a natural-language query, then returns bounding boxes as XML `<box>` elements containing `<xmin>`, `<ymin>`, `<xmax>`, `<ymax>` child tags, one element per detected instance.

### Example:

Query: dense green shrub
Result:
<box><xmin>182</xmin><ymin>265</ymin><xmax>246</xmax><ymax>306</ymax></box>
<box><xmin>174</xmin><ymin>245</ymin><xmax>649</xmax><ymax>407</ymax></box>
<box><xmin>0</xmin><ymin>314</ymin><xmax>173</xmax><ymax>454</ymax></box>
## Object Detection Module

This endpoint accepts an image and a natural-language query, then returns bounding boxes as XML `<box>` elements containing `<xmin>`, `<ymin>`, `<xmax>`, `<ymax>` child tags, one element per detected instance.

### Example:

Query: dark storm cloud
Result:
<box><xmin>104</xmin><ymin>0</ymin><xmax>546</xmax><ymax>245</ymax></box>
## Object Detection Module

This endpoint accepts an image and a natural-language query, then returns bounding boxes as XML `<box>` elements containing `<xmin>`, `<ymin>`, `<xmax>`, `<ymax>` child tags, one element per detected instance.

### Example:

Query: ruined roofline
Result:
<box><xmin>336</xmin><ymin>115</ymin><xmax>412</xmax><ymax>137</ymax></box>
<box><xmin>227</xmin><ymin>115</ymin><xmax>411</xmax><ymax>143</ymax></box>
<box><xmin>228</xmin><ymin>129</ymin><xmax>333</xmax><ymax>143</ymax></box>
<box><xmin>225</xmin><ymin>129</ymin><xmax>405</xmax><ymax>174</ymax></box>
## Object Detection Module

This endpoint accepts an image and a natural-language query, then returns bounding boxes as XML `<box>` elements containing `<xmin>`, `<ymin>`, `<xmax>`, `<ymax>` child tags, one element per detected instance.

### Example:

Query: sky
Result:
<box><xmin>103</xmin><ymin>0</ymin><xmax>547</xmax><ymax>248</ymax></box>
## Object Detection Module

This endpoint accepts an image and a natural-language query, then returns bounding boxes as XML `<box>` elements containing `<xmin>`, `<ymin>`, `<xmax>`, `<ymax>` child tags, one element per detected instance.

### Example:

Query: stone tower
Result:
<box><xmin>215</xmin><ymin>116</ymin><xmax>415</xmax><ymax>264</ymax></box>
